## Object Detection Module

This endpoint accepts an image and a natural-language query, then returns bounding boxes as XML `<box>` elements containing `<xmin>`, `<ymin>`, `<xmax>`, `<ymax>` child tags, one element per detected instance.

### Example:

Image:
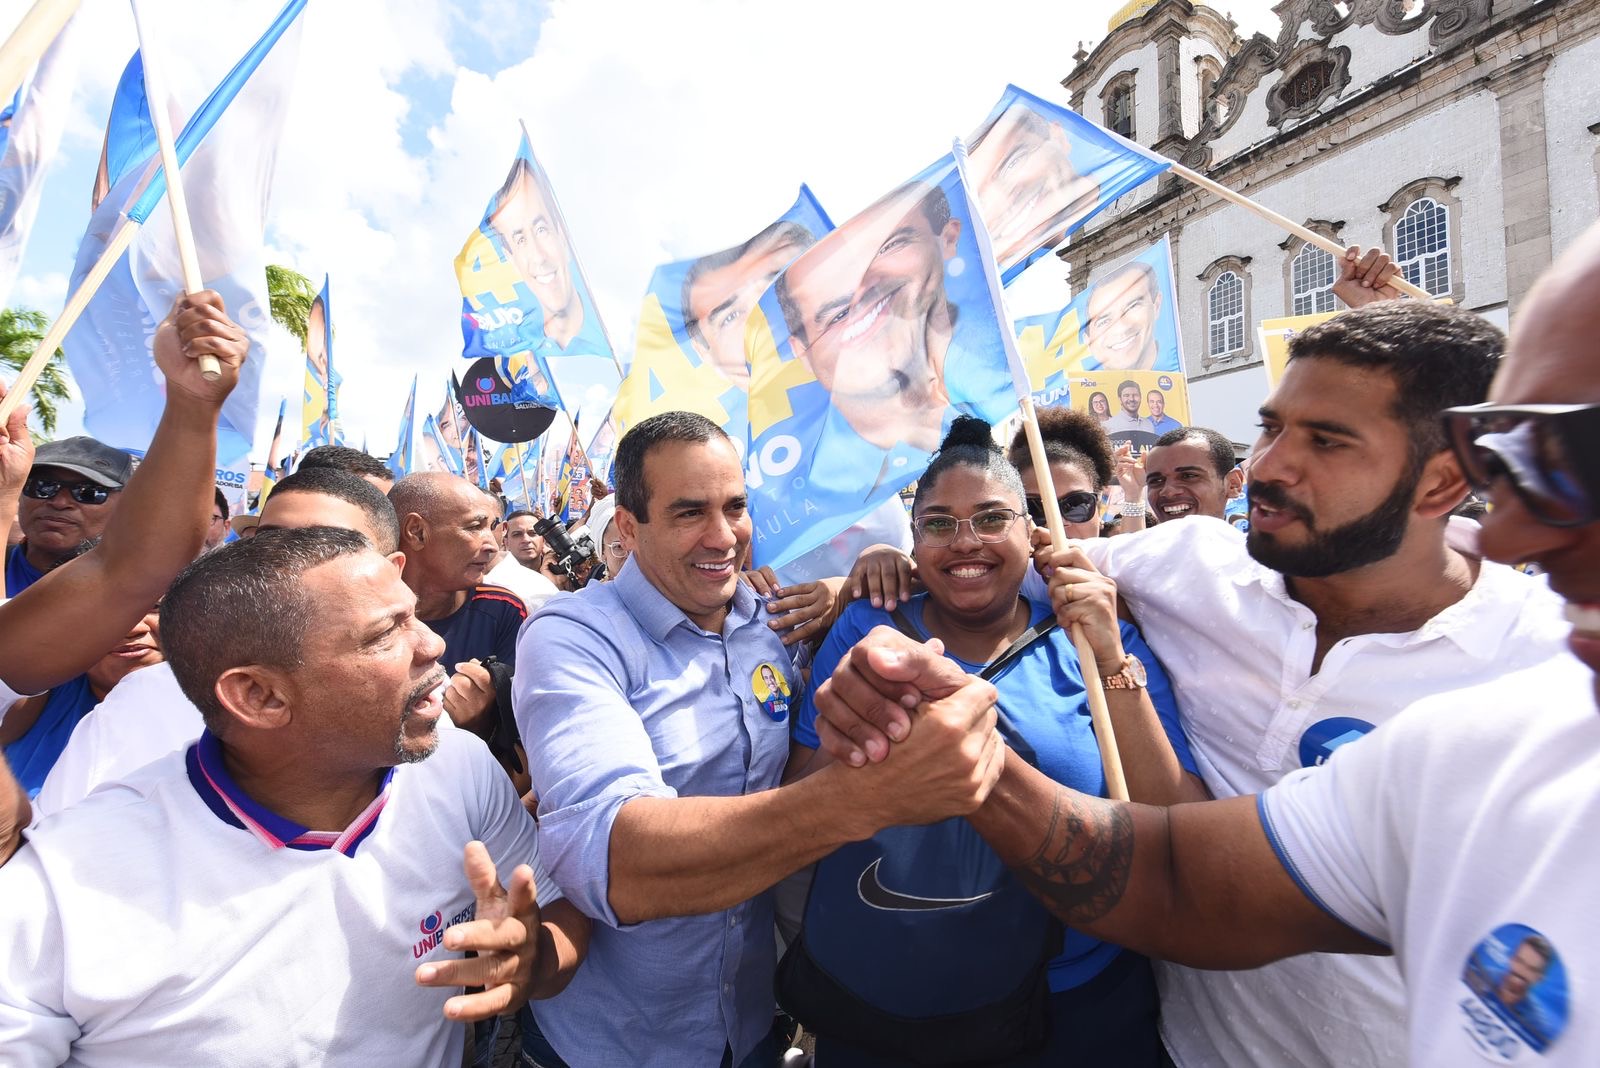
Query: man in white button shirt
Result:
<box><xmin>812</xmin><ymin>226</ymin><xmax>1600</xmax><ymax>1067</ymax></box>
<box><xmin>1072</xmin><ymin>299</ymin><xmax>1569</xmax><ymax>1067</ymax></box>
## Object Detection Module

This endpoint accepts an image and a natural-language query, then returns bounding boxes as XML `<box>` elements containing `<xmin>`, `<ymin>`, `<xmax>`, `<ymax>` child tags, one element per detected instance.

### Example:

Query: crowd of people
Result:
<box><xmin>0</xmin><ymin>220</ymin><xmax>1594</xmax><ymax>1068</ymax></box>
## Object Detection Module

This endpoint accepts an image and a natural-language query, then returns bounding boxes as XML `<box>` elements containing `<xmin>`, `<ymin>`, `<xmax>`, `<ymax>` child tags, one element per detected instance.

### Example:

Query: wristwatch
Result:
<box><xmin>1100</xmin><ymin>653</ymin><xmax>1148</xmax><ymax>691</ymax></box>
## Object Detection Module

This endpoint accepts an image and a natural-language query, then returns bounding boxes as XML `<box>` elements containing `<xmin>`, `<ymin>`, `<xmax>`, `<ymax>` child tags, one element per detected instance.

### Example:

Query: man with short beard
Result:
<box><xmin>1031</xmin><ymin>300</ymin><xmax>1570</xmax><ymax>1067</ymax></box>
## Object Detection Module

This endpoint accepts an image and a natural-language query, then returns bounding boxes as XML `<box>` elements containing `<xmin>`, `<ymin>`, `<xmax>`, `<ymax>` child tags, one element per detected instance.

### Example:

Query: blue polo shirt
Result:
<box><xmin>3</xmin><ymin>676</ymin><xmax>97</xmax><ymax>798</ymax></box>
<box><xmin>513</xmin><ymin>558</ymin><xmax>801</xmax><ymax>1068</ymax></box>
<box><xmin>797</xmin><ymin>592</ymin><xmax>1196</xmax><ymax>994</ymax></box>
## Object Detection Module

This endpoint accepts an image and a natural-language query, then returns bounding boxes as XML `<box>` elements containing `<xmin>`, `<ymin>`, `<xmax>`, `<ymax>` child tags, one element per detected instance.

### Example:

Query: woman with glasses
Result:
<box><xmin>792</xmin><ymin>417</ymin><xmax>1198</xmax><ymax>1066</ymax></box>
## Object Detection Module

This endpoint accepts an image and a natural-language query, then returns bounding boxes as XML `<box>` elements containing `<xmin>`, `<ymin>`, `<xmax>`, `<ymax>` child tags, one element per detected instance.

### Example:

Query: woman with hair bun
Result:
<box><xmin>792</xmin><ymin>416</ymin><xmax>1202</xmax><ymax>1066</ymax></box>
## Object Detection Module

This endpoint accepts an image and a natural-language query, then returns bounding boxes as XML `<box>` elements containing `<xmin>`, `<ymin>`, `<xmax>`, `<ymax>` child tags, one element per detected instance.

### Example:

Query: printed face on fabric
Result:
<box><xmin>618</xmin><ymin>436</ymin><xmax>750</xmax><ymax>632</ymax></box>
<box><xmin>686</xmin><ymin>228</ymin><xmax>812</xmax><ymax>387</ymax></box>
<box><xmin>913</xmin><ymin>465</ymin><xmax>1030</xmax><ymax>629</ymax></box>
<box><xmin>1246</xmin><ymin>357</ymin><xmax>1422</xmax><ymax>579</ymax></box>
<box><xmin>966</xmin><ymin>106</ymin><xmax>1101</xmax><ymax>269</ymax></box>
<box><xmin>289</xmin><ymin>551</ymin><xmax>449</xmax><ymax>767</ymax></box>
<box><xmin>782</xmin><ymin>180</ymin><xmax>961</xmax><ymax>451</ymax></box>
<box><xmin>491</xmin><ymin>165</ymin><xmax>581</xmax><ymax>346</ymax></box>
<box><xmin>1085</xmin><ymin>266</ymin><xmax>1160</xmax><ymax>372</ymax></box>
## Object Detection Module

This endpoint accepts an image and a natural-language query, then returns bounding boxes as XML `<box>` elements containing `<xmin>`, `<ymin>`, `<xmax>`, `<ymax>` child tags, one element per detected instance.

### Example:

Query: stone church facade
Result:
<box><xmin>1056</xmin><ymin>0</ymin><xmax>1600</xmax><ymax>440</ymax></box>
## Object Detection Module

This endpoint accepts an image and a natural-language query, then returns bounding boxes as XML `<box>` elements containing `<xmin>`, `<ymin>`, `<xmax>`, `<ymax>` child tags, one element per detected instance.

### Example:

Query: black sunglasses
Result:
<box><xmin>1442</xmin><ymin>402</ymin><xmax>1600</xmax><ymax>527</ymax></box>
<box><xmin>22</xmin><ymin>477</ymin><xmax>115</xmax><ymax>506</ymax></box>
<box><xmin>1024</xmin><ymin>490</ymin><xmax>1099</xmax><ymax>527</ymax></box>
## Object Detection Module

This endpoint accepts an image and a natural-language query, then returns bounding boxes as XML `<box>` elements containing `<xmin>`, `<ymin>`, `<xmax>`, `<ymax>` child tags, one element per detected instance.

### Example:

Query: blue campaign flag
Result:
<box><xmin>389</xmin><ymin>375</ymin><xmax>417</xmax><ymax>480</ymax></box>
<box><xmin>617</xmin><ymin>186</ymin><xmax>834</xmax><ymax>442</ymax></box>
<box><xmin>302</xmin><ymin>277</ymin><xmax>340</xmax><ymax>447</ymax></box>
<box><xmin>744</xmin><ymin>154</ymin><xmax>1020</xmax><ymax>569</ymax></box>
<box><xmin>1011</xmin><ymin>236</ymin><xmax>1184</xmax><ymax>405</ymax></box>
<box><xmin>0</xmin><ymin>11</ymin><xmax>80</xmax><ymax>309</ymax></box>
<box><xmin>967</xmin><ymin>84</ymin><xmax>1171</xmax><ymax>285</ymax></box>
<box><xmin>62</xmin><ymin>0</ymin><xmax>305</xmax><ymax>471</ymax></box>
<box><xmin>455</xmin><ymin>123</ymin><xmax>621</xmax><ymax>436</ymax></box>
<box><xmin>98</xmin><ymin>53</ymin><xmax>158</xmax><ymax>202</ymax></box>
<box><xmin>421</xmin><ymin>414</ymin><xmax>463</xmax><ymax>476</ymax></box>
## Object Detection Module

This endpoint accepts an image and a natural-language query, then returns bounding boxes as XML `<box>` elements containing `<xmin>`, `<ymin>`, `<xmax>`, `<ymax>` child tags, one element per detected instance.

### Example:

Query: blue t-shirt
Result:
<box><xmin>796</xmin><ymin>591</ymin><xmax>1196</xmax><ymax>994</ymax></box>
<box><xmin>5</xmin><ymin>543</ymin><xmax>45</xmax><ymax>597</ymax></box>
<box><xmin>3</xmin><ymin>674</ymin><xmax>96</xmax><ymax>798</ymax></box>
<box><xmin>425</xmin><ymin>585</ymin><xmax>526</xmax><ymax>671</ymax></box>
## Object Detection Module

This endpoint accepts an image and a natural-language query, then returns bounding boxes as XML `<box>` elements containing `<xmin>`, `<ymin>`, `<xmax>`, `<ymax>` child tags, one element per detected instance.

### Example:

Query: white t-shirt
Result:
<box><xmin>487</xmin><ymin>554</ymin><xmax>559</xmax><ymax>615</ymax></box>
<box><xmin>1080</xmin><ymin>517</ymin><xmax>1573</xmax><ymax>1068</ymax></box>
<box><xmin>0</xmin><ymin>725</ymin><xmax>558</xmax><ymax>1067</ymax></box>
<box><xmin>1261</xmin><ymin>655</ymin><xmax>1599</xmax><ymax>1066</ymax></box>
<box><xmin>33</xmin><ymin>663</ymin><xmax>196</xmax><ymax>819</ymax></box>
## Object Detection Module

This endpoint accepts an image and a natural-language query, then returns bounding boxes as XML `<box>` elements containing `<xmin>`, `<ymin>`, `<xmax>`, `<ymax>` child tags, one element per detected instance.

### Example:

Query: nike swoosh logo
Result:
<box><xmin>856</xmin><ymin>857</ymin><xmax>995</xmax><ymax>912</ymax></box>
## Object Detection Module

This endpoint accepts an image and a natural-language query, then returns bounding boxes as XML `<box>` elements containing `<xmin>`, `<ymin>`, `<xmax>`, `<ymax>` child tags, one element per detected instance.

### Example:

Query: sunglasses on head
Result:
<box><xmin>1442</xmin><ymin>402</ymin><xmax>1600</xmax><ymax>527</ymax></box>
<box><xmin>1024</xmin><ymin>490</ymin><xmax>1099</xmax><ymax>527</ymax></box>
<box><xmin>22</xmin><ymin>477</ymin><xmax>114</xmax><ymax>506</ymax></box>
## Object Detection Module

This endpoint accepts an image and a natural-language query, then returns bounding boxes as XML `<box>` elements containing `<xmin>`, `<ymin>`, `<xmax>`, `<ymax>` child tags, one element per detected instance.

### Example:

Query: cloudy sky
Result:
<box><xmin>6</xmin><ymin>0</ymin><xmax>1278</xmax><ymax>457</ymax></box>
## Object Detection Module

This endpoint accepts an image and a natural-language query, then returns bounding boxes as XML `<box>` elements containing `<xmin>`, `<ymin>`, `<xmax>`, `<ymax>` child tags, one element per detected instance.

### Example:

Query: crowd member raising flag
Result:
<box><xmin>966</xmin><ymin>84</ymin><xmax>1171</xmax><ymax>284</ymax></box>
<box><xmin>456</xmin><ymin>124</ymin><xmax>621</xmax><ymax>437</ymax></box>
<box><xmin>743</xmin><ymin>153</ymin><xmax>1019</xmax><ymax>569</ymax></box>
<box><xmin>61</xmin><ymin>0</ymin><xmax>305</xmax><ymax>476</ymax></box>
<box><xmin>616</xmin><ymin>187</ymin><xmax>833</xmax><ymax>442</ymax></box>
<box><xmin>387</xmin><ymin>374</ymin><xmax>416</xmax><ymax>480</ymax></box>
<box><xmin>0</xmin><ymin>9</ymin><xmax>79</xmax><ymax>310</ymax></box>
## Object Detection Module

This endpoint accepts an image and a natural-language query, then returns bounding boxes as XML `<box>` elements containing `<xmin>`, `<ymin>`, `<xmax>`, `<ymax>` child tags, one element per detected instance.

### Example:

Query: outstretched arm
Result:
<box><xmin>0</xmin><ymin>292</ymin><xmax>246</xmax><ymax>693</ymax></box>
<box><xmin>811</xmin><ymin>628</ymin><xmax>1387</xmax><ymax>969</ymax></box>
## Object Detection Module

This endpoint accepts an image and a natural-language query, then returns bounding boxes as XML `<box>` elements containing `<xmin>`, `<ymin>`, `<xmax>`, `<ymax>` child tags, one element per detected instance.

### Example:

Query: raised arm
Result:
<box><xmin>0</xmin><ymin>292</ymin><xmax>245</xmax><ymax>693</ymax></box>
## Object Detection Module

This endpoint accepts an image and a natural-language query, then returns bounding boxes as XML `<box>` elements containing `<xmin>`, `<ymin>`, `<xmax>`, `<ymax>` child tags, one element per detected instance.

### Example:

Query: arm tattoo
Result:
<box><xmin>1016</xmin><ymin>786</ymin><xmax>1135</xmax><ymax>924</ymax></box>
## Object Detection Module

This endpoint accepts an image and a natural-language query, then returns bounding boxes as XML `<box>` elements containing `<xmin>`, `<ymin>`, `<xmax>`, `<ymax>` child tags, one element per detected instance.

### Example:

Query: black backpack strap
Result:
<box><xmin>883</xmin><ymin>603</ymin><xmax>1054</xmax><ymax>763</ymax></box>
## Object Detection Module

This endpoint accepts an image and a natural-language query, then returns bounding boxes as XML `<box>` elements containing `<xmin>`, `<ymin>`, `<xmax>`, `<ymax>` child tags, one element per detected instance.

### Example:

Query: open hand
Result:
<box><xmin>415</xmin><ymin>841</ymin><xmax>541</xmax><ymax>1021</ymax></box>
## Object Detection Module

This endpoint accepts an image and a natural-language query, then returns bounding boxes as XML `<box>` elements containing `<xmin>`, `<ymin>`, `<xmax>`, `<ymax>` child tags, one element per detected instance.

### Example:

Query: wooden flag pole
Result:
<box><xmin>1019</xmin><ymin>393</ymin><xmax>1129</xmax><ymax>802</ymax></box>
<box><xmin>0</xmin><ymin>0</ymin><xmax>78</xmax><ymax>109</ymax></box>
<box><xmin>1168</xmin><ymin>161</ymin><xmax>1432</xmax><ymax>301</ymax></box>
<box><xmin>0</xmin><ymin>217</ymin><xmax>141</xmax><ymax>424</ymax></box>
<box><xmin>129</xmin><ymin>0</ymin><xmax>219</xmax><ymax>381</ymax></box>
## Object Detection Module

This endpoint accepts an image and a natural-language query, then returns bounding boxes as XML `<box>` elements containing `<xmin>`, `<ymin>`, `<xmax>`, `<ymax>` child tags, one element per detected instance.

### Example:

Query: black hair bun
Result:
<box><xmin>938</xmin><ymin>415</ymin><xmax>996</xmax><ymax>453</ymax></box>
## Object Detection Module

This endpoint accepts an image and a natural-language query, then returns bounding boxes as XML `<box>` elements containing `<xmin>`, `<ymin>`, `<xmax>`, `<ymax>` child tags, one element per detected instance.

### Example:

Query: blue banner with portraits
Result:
<box><xmin>744</xmin><ymin>154</ymin><xmax>1019</xmax><ymax>569</ymax></box>
<box><xmin>1012</xmin><ymin>237</ymin><xmax>1183</xmax><ymax>406</ymax></box>
<box><xmin>617</xmin><ymin>186</ymin><xmax>834</xmax><ymax>444</ymax></box>
<box><xmin>455</xmin><ymin>123</ymin><xmax>620</xmax><ymax>436</ymax></box>
<box><xmin>967</xmin><ymin>84</ymin><xmax>1171</xmax><ymax>285</ymax></box>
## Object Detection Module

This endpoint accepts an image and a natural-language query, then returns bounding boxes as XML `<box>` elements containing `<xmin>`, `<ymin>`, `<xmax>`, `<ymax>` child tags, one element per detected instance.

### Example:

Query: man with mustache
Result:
<box><xmin>513</xmin><ymin>411</ymin><xmax>1006</xmax><ymax>1068</ymax></box>
<box><xmin>831</xmin><ymin>298</ymin><xmax>1573</xmax><ymax>1067</ymax></box>
<box><xmin>389</xmin><ymin>473</ymin><xmax>525</xmax><ymax>742</ymax></box>
<box><xmin>0</xmin><ymin>528</ymin><xmax>589</xmax><ymax>1064</ymax></box>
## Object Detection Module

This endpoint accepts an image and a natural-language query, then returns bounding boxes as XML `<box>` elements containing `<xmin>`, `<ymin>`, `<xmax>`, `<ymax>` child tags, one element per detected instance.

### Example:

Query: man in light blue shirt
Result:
<box><xmin>1142</xmin><ymin>390</ymin><xmax>1183</xmax><ymax>436</ymax></box>
<box><xmin>514</xmin><ymin>411</ymin><xmax>1006</xmax><ymax>1068</ymax></box>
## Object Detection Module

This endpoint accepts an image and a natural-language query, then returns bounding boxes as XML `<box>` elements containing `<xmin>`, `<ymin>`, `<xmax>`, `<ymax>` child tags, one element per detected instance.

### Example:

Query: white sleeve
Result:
<box><xmin>466</xmin><ymin>730</ymin><xmax>561</xmax><ymax>909</ymax></box>
<box><xmin>1256</xmin><ymin>723</ymin><xmax>1413</xmax><ymax>947</ymax></box>
<box><xmin>0</xmin><ymin>849</ymin><xmax>80</xmax><ymax>1065</ymax></box>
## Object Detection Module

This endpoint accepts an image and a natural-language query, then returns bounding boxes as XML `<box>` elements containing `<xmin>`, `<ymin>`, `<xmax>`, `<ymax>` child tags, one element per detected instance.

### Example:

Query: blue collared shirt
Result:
<box><xmin>1144</xmin><ymin>413</ymin><xmax>1183</xmax><ymax>436</ymax></box>
<box><xmin>513</xmin><ymin>558</ymin><xmax>800</xmax><ymax>1067</ymax></box>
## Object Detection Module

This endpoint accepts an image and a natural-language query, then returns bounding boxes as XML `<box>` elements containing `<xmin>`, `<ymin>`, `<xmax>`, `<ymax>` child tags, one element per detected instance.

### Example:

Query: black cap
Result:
<box><xmin>32</xmin><ymin>436</ymin><xmax>135</xmax><ymax>489</ymax></box>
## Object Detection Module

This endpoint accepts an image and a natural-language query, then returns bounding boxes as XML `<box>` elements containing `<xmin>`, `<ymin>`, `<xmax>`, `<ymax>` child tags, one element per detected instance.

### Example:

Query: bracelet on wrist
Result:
<box><xmin>1119</xmin><ymin>500</ymin><xmax>1147</xmax><ymax>517</ymax></box>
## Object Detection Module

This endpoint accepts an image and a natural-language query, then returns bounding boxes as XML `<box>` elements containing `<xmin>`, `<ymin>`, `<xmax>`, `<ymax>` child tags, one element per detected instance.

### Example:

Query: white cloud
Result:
<box><xmin>10</xmin><ymin>0</ymin><xmax>1283</xmax><ymax>455</ymax></box>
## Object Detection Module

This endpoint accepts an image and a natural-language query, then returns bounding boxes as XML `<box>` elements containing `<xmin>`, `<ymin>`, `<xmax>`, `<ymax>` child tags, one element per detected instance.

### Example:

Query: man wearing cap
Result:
<box><xmin>5</xmin><ymin>436</ymin><xmax>133</xmax><ymax>596</ymax></box>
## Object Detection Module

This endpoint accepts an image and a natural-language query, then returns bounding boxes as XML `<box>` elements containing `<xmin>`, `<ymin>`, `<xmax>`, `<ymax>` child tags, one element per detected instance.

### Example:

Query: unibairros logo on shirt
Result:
<box><xmin>413</xmin><ymin>902</ymin><xmax>477</xmax><ymax>959</ymax></box>
<box><xmin>1458</xmin><ymin>923</ymin><xmax>1570</xmax><ymax>1062</ymax></box>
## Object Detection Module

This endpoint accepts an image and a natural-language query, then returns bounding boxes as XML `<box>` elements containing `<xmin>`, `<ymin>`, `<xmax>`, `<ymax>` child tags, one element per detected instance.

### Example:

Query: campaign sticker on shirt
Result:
<box><xmin>1458</xmin><ymin>923</ymin><xmax>1569</xmax><ymax>1061</ymax></box>
<box><xmin>752</xmin><ymin>662</ymin><xmax>792</xmax><ymax>722</ymax></box>
<box><xmin>1298</xmin><ymin>716</ymin><xmax>1375</xmax><ymax>768</ymax></box>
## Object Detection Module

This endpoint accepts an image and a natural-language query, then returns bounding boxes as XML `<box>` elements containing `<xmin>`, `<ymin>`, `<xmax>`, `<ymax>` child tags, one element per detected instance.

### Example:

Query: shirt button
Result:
<box><xmin>729</xmin><ymin>914</ymin><xmax>739</xmax><ymax>927</ymax></box>
<box><xmin>1301</xmin><ymin>622</ymin><xmax>1313</xmax><ymax>631</ymax></box>
<box><xmin>1288</xmin><ymin>700</ymin><xmax>1301</xmax><ymax>709</ymax></box>
<box><xmin>723</xmin><ymin>983</ymin><xmax>733</xmax><ymax>994</ymax></box>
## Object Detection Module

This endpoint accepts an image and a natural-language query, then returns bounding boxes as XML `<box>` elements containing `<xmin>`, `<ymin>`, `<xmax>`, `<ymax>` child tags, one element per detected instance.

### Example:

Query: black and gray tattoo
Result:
<box><xmin>1015</xmin><ymin>787</ymin><xmax>1135</xmax><ymax>924</ymax></box>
